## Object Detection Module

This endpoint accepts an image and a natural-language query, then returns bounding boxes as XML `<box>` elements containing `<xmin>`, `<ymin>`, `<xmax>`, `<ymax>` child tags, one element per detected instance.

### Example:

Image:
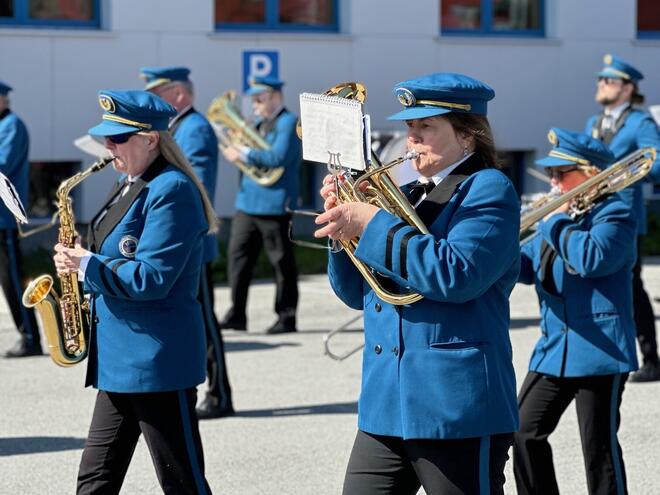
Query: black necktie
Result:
<box><xmin>408</xmin><ymin>181</ymin><xmax>436</xmax><ymax>205</ymax></box>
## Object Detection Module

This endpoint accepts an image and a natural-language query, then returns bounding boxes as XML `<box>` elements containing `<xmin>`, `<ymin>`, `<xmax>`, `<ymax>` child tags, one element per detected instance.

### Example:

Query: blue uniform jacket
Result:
<box><xmin>84</xmin><ymin>157</ymin><xmax>208</xmax><ymax>393</ymax></box>
<box><xmin>519</xmin><ymin>193</ymin><xmax>638</xmax><ymax>377</ymax></box>
<box><xmin>0</xmin><ymin>109</ymin><xmax>29</xmax><ymax>229</ymax></box>
<box><xmin>171</xmin><ymin>108</ymin><xmax>219</xmax><ymax>263</ymax></box>
<box><xmin>328</xmin><ymin>155</ymin><xmax>521</xmax><ymax>440</ymax></box>
<box><xmin>235</xmin><ymin>108</ymin><xmax>301</xmax><ymax>215</ymax></box>
<box><xmin>585</xmin><ymin>109</ymin><xmax>660</xmax><ymax>235</ymax></box>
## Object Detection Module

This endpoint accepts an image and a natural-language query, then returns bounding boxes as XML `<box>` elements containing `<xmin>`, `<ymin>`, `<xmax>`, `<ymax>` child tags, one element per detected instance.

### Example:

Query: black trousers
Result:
<box><xmin>77</xmin><ymin>388</ymin><xmax>212</xmax><ymax>495</ymax></box>
<box><xmin>633</xmin><ymin>237</ymin><xmax>658</xmax><ymax>365</ymax></box>
<box><xmin>199</xmin><ymin>263</ymin><xmax>232</xmax><ymax>407</ymax></box>
<box><xmin>342</xmin><ymin>430</ymin><xmax>513</xmax><ymax>495</ymax></box>
<box><xmin>513</xmin><ymin>372</ymin><xmax>628</xmax><ymax>495</ymax></box>
<box><xmin>0</xmin><ymin>229</ymin><xmax>39</xmax><ymax>346</ymax></box>
<box><xmin>226</xmin><ymin>211</ymin><xmax>298</xmax><ymax>322</ymax></box>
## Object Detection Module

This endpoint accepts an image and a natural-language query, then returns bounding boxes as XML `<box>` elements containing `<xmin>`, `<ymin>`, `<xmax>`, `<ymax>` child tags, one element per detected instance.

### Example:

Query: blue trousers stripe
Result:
<box><xmin>6</xmin><ymin>229</ymin><xmax>36</xmax><ymax>337</ymax></box>
<box><xmin>609</xmin><ymin>374</ymin><xmax>625</xmax><ymax>495</ymax></box>
<box><xmin>176</xmin><ymin>390</ymin><xmax>207</xmax><ymax>495</ymax></box>
<box><xmin>479</xmin><ymin>435</ymin><xmax>490</xmax><ymax>495</ymax></box>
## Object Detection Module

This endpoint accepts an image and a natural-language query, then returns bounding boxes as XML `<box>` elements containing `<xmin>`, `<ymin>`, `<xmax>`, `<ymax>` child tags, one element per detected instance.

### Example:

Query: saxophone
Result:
<box><xmin>22</xmin><ymin>156</ymin><xmax>115</xmax><ymax>367</ymax></box>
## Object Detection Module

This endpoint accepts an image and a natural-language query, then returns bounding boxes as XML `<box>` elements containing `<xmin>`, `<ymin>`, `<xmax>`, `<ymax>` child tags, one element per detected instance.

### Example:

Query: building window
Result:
<box><xmin>638</xmin><ymin>0</ymin><xmax>660</xmax><ymax>38</ymax></box>
<box><xmin>28</xmin><ymin>161</ymin><xmax>80</xmax><ymax>219</ymax></box>
<box><xmin>215</xmin><ymin>0</ymin><xmax>338</xmax><ymax>32</ymax></box>
<box><xmin>0</xmin><ymin>0</ymin><xmax>100</xmax><ymax>28</ymax></box>
<box><xmin>441</xmin><ymin>0</ymin><xmax>544</xmax><ymax>36</ymax></box>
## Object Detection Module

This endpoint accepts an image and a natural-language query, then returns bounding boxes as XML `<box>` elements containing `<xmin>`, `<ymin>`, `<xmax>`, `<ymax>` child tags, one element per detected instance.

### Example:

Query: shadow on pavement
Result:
<box><xmin>0</xmin><ymin>436</ymin><xmax>85</xmax><ymax>456</ymax></box>
<box><xmin>510</xmin><ymin>317</ymin><xmax>541</xmax><ymax>330</ymax></box>
<box><xmin>224</xmin><ymin>341</ymin><xmax>300</xmax><ymax>352</ymax></box>
<box><xmin>235</xmin><ymin>401</ymin><xmax>357</xmax><ymax>418</ymax></box>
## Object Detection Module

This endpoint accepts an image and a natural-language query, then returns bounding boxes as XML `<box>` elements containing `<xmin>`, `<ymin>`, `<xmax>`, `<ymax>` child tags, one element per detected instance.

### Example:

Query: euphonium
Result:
<box><xmin>206</xmin><ymin>90</ymin><xmax>285</xmax><ymax>186</ymax></box>
<box><xmin>305</xmin><ymin>82</ymin><xmax>429</xmax><ymax>305</ymax></box>
<box><xmin>22</xmin><ymin>156</ymin><xmax>115</xmax><ymax>367</ymax></box>
<box><xmin>520</xmin><ymin>147</ymin><xmax>656</xmax><ymax>244</ymax></box>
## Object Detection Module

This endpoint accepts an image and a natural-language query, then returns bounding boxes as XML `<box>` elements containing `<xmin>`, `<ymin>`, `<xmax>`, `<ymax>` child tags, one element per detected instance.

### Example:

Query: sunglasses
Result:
<box><xmin>597</xmin><ymin>76</ymin><xmax>629</xmax><ymax>86</ymax></box>
<box><xmin>107</xmin><ymin>132</ymin><xmax>138</xmax><ymax>145</ymax></box>
<box><xmin>546</xmin><ymin>166</ymin><xmax>579</xmax><ymax>179</ymax></box>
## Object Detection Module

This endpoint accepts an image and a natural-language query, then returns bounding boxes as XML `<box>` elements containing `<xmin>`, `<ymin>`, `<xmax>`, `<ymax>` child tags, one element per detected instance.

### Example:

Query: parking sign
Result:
<box><xmin>242</xmin><ymin>51</ymin><xmax>279</xmax><ymax>92</ymax></box>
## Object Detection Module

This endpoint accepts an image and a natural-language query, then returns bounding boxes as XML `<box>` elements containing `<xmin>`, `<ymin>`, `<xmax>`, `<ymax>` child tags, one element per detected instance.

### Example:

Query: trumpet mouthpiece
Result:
<box><xmin>405</xmin><ymin>150</ymin><xmax>419</xmax><ymax>160</ymax></box>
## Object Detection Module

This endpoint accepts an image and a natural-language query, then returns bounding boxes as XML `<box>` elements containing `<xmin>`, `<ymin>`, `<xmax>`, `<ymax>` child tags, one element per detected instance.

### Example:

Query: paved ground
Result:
<box><xmin>1</xmin><ymin>260</ymin><xmax>659</xmax><ymax>494</ymax></box>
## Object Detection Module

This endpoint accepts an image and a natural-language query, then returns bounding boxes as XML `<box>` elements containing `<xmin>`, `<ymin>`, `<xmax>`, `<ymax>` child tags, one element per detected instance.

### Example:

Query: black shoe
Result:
<box><xmin>196</xmin><ymin>395</ymin><xmax>235</xmax><ymax>420</ymax></box>
<box><xmin>265</xmin><ymin>319</ymin><xmax>297</xmax><ymax>335</ymax></box>
<box><xmin>218</xmin><ymin>317</ymin><xmax>247</xmax><ymax>331</ymax></box>
<box><xmin>4</xmin><ymin>340</ymin><xmax>43</xmax><ymax>358</ymax></box>
<box><xmin>629</xmin><ymin>361</ymin><xmax>660</xmax><ymax>383</ymax></box>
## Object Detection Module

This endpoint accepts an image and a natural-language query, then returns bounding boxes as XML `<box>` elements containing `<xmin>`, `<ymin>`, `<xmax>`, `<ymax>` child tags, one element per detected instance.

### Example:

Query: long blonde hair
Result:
<box><xmin>157</xmin><ymin>131</ymin><xmax>219</xmax><ymax>233</ymax></box>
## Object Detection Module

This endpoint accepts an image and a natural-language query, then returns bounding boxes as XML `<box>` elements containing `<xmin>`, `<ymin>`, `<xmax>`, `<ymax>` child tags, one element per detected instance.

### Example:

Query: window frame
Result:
<box><xmin>441</xmin><ymin>0</ymin><xmax>545</xmax><ymax>38</ymax></box>
<box><xmin>0</xmin><ymin>0</ymin><xmax>101</xmax><ymax>29</ymax></box>
<box><xmin>637</xmin><ymin>0</ymin><xmax>660</xmax><ymax>39</ymax></box>
<box><xmin>215</xmin><ymin>0</ymin><xmax>339</xmax><ymax>33</ymax></box>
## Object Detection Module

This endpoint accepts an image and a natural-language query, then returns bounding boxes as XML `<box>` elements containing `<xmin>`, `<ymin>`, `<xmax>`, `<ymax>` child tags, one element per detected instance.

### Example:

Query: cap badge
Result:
<box><xmin>603</xmin><ymin>54</ymin><xmax>613</xmax><ymax>65</ymax></box>
<box><xmin>119</xmin><ymin>235</ymin><xmax>138</xmax><ymax>258</ymax></box>
<box><xmin>99</xmin><ymin>95</ymin><xmax>116</xmax><ymax>114</ymax></box>
<box><xmin>396</xmin><ymin>88</ymin><xmax>416</xmax><ymax>107</ymax></box>
<box><xmin>547</xmin><ymin>130</ymin><xmax>558</xmax><ymax>146</ymax></box>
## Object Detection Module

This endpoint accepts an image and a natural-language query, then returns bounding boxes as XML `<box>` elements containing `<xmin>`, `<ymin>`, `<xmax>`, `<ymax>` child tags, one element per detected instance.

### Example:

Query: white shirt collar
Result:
<box><xmin>605</xmin><ymin>102</ymin><xmax>629</xmax><ymax>120</ymax></box>
<box><xmin>169</xmin><ymin>104</ymin><xmax>193</xmax><ymax>128</ymax></box>
<box><xmin>426</xmin><ymin>152</ymin><xmax>474</xmax><ymax>186</ymax></box>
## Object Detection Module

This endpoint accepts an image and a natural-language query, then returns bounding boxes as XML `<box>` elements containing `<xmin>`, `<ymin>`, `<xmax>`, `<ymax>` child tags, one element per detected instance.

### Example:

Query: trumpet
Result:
<box><xmin>306</xmin><ymin>82</ymin><xmax>428</xmax><ymax>306</ymax></box>
<box><xmin>207</xmin><ymin>90</ymin><xmax>285</xmax><ymax>186</ymax></box>
<box><xmin>520</xmin><ymin>147</ymin><xmax>656</xmax><ymax>244</ymax></box>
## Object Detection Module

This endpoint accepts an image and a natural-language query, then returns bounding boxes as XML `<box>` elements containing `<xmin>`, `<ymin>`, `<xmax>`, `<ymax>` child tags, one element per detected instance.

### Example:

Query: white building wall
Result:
<box><xmin>1</xmin><ymin>0</ymin><xmax>658</xmax><ymax>221</ymax></box>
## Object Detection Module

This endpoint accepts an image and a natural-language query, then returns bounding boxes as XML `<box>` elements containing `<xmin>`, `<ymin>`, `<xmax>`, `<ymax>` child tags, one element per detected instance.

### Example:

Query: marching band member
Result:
<box><xmin>513</xmin><ymin>128</ymin><xmax>638</xmax><ymax>495</ymax></box>
<box><xmin>316</xmin><ymin>73</ymin><xmax>520</xmax><ymax>495</ymax></box>
<box><xmin>219</xmin><ymin>76</ymin><xmax>301</xmax><ymax>334</ymax></box>
<box><xmin>586</xmin><ymin>54</ymin><xmax>660</xmax><ymax>382</ymax></box>
<box><xmin>53</xmin><ymin>90</ymin><xmax>215</xmax><ymax>494</ymax></box>
<box><xmin>0</xmin><ymin>81</ymin><xmax>41</xmax><ymax>358</ymax></box>
<box><xmin>140</xmin><ymin>65</ymin><xmax>234</xmax><ymax>419</ymax></box>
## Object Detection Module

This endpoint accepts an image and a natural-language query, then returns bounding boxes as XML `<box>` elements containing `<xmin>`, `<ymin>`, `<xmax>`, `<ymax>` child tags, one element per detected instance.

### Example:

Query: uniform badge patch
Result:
<box><xmin>119</xmin><ymin>235</ymin><xmax>138</xmax><ymax>258</ymax></box>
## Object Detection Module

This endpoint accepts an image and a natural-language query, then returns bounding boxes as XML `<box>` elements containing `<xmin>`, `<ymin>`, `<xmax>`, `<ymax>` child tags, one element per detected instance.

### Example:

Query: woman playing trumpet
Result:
<box><xmin>315</xmin><ymin>73</ymin><xmax>520</xmax><ymax>495</ymax></box>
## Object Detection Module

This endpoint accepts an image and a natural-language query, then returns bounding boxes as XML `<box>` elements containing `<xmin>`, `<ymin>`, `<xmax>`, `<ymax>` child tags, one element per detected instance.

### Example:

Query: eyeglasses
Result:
<box><xmin>546</xmin><ymin>166</ymin><xmax>579</xmax><ymax>179</ymax></box>
<box><xmin>597</xmin><ymin>76</ymin><xmax>628</xmax><ymax>86</ymax></box>
<box><xmin>106</xmin><ymin>132</ymin><xmax>138</xmax><ymax>145</ymax></box>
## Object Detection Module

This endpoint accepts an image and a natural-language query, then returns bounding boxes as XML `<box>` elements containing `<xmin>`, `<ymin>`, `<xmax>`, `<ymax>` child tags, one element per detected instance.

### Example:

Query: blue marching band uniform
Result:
<box><xmin>0</xmin><ymin>81</ymin><xmax>41</xmax><ymax>357</ymax></box>
<box><xmin>513</xmin><ymin>129</ymin><xmax>638</xmax><ymax>495</ymax></box>
<box><xmin>585</xmin><ymin>54</ymin><xmax>660</xmax><ymax>382</ymax></box>
<box><xmin>140</xmin><ymin>66</ymin><xmax>234</xmax><ymax>419</ymax></box>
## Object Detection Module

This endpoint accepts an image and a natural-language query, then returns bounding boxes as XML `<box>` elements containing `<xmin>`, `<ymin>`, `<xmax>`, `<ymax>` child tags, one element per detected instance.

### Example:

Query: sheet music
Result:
<box><xmin>0</xmin><ymin>172</ymin><xmax>27</xmax><ymax>224</ymax></box>
<box><xmin>299</xmin><ymin>92</ymin><xmax>365</xmax><ymax>171</ymax></box>
<box><xmin>74</xmin><ymin>135</ymin><xmax>111</xmax><ymax>159</ymax></box>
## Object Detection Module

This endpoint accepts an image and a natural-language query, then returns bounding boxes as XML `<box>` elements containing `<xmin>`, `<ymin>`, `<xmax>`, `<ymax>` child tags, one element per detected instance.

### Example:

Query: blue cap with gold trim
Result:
<box><xmin>388</xmin><ymin>73</ymin><xmax>495</xmax><ymax>121</ymax></box>
<box><xmin>0</xmin><ymin>81</ymin><xmax>12</xmax><ymax>96</ymax></box>
<box><xmin>536</xmin><ymin>128</ymin><xmax>614</xmax><ymax>170</ymax></box>
<box><xmin>245</xmin><ymin>76</ymin><xmax>284</xmax><ymax>96</ymax></box>
<box><xmin>88</xmin><ymin>90</ymin><xmax>177</xmax><ymax>137</ymax></box>
<box><xmin>139</xmin><ymin>66</ymin><xmax>191</xmax><ymax>91</ymax></box>
<box><xmin>597</xmin><ymin>54</ymin><xmax>643</xmax><ymax>83</ymax></box>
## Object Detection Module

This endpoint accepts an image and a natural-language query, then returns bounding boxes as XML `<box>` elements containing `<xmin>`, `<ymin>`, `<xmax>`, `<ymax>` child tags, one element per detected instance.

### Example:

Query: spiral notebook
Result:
<box><xmin>299</xmin><ymin>92</ymin><xmax>367</xmax><ymax>171</ymax></box>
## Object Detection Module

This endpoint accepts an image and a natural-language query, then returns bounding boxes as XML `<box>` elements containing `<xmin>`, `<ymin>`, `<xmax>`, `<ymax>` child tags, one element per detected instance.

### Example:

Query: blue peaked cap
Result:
<box><xmin>388</xmin><ymin>73</ymin><xmax>495</xmax><ymax>121</ymax></box>
<box><xmin>139</xmin><ymin>66</ymin><xmax>191</xmax><ymax>90</ymax></box>
<box><xmin>0</xmin><ymin>81</ymin><xmax>12</xmax><ymax>96</ymax></box>
<box><xmin>536</xmin><ymin>128</ymin><xmax>615</xmax><ymax>170</ymax></box>
<box><xmin>597</xmin><ymin>54</ymin><xmax>644</xmax><ymax>83</ymax></box>
<box><xmin>245</xmin><ymin>76</ymin><xmax>284</xmax><ymax>96</ymax></box>
<box><xmin>88</xmin><ymin>90</ymin><xmax>177</xmax><ymax>137</ymax></box>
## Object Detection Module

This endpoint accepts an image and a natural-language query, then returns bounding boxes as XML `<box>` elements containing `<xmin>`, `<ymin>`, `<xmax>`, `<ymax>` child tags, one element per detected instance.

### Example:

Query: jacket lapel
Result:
<box><xmin>92</xmin><ymin>156</ymin><xmax>168</xmax><ymax>252</ymax></box>
<box><xmin>415</xmin><ymin>153</ymin><xmax>487</xmax><ymax>227</ymax></box>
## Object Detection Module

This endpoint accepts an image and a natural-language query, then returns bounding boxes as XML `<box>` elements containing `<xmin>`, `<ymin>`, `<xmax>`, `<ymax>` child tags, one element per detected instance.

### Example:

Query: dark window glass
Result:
<box><xmin>638</xmin><ymin>0</ymin><xmax>660</xmax><ymax>33</ymax></box>
<box><xmin>28</xmin><ymin>0</ymin><xmax>94</xmax><ymax>21</ymax></box>
<box><xmin>493</xmin><ymin>0</ymin><xmax>541</xmax><ymax>30</ymax></box>
<box><xmin>441</xmin><ymin>0</ymin><xmax>481</xmax><ymax>29</ymax></box>
<box><xmin>0</xmin><ymin>0</ymin><xmax>14</xmax><ymax>17</ymax></box>
<box><xmin>28</xmin><ymin>161</ymin><xmax>79</xmax><ymax>218</ymax></box>
<box><xmin>280</xmin><ymin>0</ymin><xmax>332</xmax><ymax>26</ymax></box>
<box><xmin>215</xmin><ymin>0</ymin><xmax>265</xmax><ymax>24</ymax></box>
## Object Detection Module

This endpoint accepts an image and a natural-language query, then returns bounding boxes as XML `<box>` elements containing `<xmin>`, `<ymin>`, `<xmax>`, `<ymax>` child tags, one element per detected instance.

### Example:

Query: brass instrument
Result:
<box><xmin>206</xmin><ymin>90</ymin><xmax>285</xmax><ymax>186</ymax></box>
<box><xmin>520</xmin><ymin>147</ymin><xmax>656</xmax><ymax>243</ymax></box>
<box><xmin>22</xmin><ymin>156</ymin><xmax>115</xmax><ymax>367</ymax></box>
<box><xmin>303</xmin><ymin>82</ymin><xmax>428</xmax><ymax>306</ymax></box>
